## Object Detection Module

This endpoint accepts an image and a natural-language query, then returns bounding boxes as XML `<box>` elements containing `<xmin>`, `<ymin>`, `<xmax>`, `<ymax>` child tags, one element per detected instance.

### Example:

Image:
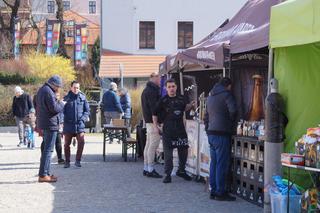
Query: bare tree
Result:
<box><xmin>55</xmin><ymin>0</ymin><xmax>68</xmax><ymax>58</ymax></box>
<box><xmin>28</xmin><ymin>15</ymin><xmax>42</xmax><ymax>53</ymax></box>
<box><xmin>0</xmin><ymin>0</ymin><xmax>21</xmax><ymax>57</ymax></box>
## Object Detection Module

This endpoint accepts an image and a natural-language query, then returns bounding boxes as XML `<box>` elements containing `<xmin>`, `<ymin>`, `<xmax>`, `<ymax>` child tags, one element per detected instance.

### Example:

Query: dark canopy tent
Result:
<box><xmin>160</xmin><ymin>0</ymin><xmax>280</xmax><ymax>120</ymax></box>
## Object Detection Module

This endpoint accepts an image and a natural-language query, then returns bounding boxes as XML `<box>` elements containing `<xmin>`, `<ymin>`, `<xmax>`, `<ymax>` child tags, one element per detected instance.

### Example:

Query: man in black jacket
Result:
<box><xmin>141</xmin><ymin>72</ymin><xmax>162</xmax><ymax>178</ymax></box>
<box><xmin>204</xmin><ymin>77</ymin><xmax>237</xmax><ymax>201</ymax></box>
<box><xmin>12</xmin><ymin>86</ymin><xmax>33</xmax><ymax>147</ymax></box>
<box><xmin>37</xmin><ymin>75</ymin><xmax>65</xmax><ymax>183</ymax></box>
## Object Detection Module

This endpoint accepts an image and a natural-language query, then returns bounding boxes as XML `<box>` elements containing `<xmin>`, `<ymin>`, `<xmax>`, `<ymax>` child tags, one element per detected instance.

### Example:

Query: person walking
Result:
<box><xmin>63</xmin><ymin>81</ymin><xmax>90</xmax><ymax>168</ymax></box>
<box><xmin>119</xmin><ymin>88</ymin><xmax>131</xmax><ymax>137</ymax></box>
<box><xmin>204</xmin><ymin>77</ymin><xmax>237</xmax><ymax>201</ymax></box>
<box><xmin>153</xmin><ymin>79</ymin><xmax>196</xmax><ymax>183</ymax></box>
<box><xmin>12</xmin><ymin>86</ymin><xmax>34</xmax><ymax>147</ymax></box>
<box><xmin>141</xmin><ymin>72</ymin><xmax>162</xmax><ymax>178</ymax></box>
<box><xmin>37</xmin><ymin>75</ymin><xmax>65</xmax><ymax>183</ymax></box>
<box><xmin>102</xmin><ymin>82</ymin><xmax>123</xmax><ymax>124</ymax></box>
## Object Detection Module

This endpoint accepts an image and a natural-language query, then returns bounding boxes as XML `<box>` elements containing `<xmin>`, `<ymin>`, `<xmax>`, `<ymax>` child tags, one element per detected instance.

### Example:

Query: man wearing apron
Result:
<box><xmin>153</xmin><ymin>78</ymin><xmax>196</xmax><ymax>183</ymax></box>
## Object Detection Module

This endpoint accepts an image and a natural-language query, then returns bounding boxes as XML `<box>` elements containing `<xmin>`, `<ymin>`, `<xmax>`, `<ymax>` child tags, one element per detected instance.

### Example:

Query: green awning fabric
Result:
<box><xmin>275</xmin><ymin>42</ymin><xmax>320</xmax><ymax>187</ymax></box>
<box><xmin>270</xmin><ymin>0</ymin><xmax>320</xmax><ymax>48</ymax></box>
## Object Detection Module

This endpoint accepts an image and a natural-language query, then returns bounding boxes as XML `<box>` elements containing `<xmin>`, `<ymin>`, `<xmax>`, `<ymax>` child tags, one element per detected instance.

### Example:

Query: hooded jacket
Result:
<box><xmin>204</xmin><ymin>83</ymin><xmax>237</xmax><ymax>136</ymax></box>
<box><xmin>63</xmin><ymin>91</ymin><xmax>90</xmax><ymax>134</ymax></box>
<box><xmin>141</xmin><ymin>81</ymin><xmax>160</xmax><ymax>123</ymax></box>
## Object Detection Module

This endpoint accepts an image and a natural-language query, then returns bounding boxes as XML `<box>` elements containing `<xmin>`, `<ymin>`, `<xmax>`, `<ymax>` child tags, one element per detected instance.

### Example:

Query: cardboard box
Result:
<box><xmin>281</xmin><ymin>153</ymin><xmax>305</xmax><ymax>166</ymax></box>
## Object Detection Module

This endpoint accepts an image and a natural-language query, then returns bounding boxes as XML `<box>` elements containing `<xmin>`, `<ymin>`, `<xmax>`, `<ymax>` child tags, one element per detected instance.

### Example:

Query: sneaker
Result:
<box><xmin>215</xmin><ymin>194</ymin><xmax>236</xmax><ymax>201</ymax></box>
<box><xmin>58</xmin><ymin>159</ymin><xmax>65</xmax><ymax>164</ymax></box>
<box><xmin>147</xmin><ymin>170</ymin><xmax>163</xmax><ymax>178</ymax></box>
<box><xmin>176</xmin><ymin>171</ymin><xmax>192</xmax><ymax>181</ymax></box>
<box><xmin>163</xmin><ymin>175</ymin><xmax>172</xmax><ymax>183</ymax></box>
<box><xmin>17</xmin><ymin>142</ymin><xmax>23</xmax><ymax>147</ymax></box>
<box><xmin>143</xmin><ymin>170</ymin><xmax>149</xmax><ymax>176</ymax></box>
<box><xmin>64</xmin><ymin>162</ymin><xmax>70</xmax><ymax>168</ymax></box>
<box><xmin>75</xmin><ymin>161</ymin><xmax>81</xmax><ymax>168</ymax></box>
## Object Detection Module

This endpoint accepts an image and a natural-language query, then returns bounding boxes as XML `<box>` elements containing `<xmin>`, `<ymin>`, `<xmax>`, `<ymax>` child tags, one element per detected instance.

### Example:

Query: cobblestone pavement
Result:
<box><xmin>0</xmin><ymin>133</ymin><xmax>262</xmax><ymax>213</ymax></box>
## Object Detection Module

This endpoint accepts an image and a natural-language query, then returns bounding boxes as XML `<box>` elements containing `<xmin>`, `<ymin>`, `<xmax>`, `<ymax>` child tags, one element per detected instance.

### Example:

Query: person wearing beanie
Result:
<box><xmin>36</xmin><ymin>75</ymin><xmax>65</xmax><ymax>183</ymax></box>
<box><xmin>12</xmin><ymin>86</ymin><xmax>34</xmax><ymax>147</ymax></box>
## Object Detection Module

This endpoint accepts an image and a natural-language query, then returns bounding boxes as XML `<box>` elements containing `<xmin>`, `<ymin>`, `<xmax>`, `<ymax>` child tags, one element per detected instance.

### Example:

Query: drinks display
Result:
<box><xmin>236</xmin><ymin>120</ymin><xmax>265</xmax><ymax>139</ymax></box>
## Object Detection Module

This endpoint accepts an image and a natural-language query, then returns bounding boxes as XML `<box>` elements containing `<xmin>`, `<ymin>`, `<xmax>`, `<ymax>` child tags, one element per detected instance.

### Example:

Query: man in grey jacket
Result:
<box><xmin>204</xmin><ymin>77</ymin><xmax>237</xmax><ymax>201</ymax></box>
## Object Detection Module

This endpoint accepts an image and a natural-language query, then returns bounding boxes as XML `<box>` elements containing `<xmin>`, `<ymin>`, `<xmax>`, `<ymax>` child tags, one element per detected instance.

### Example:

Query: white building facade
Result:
<box><xmin>101</xmin><ymin>0</ymin><xmax>247</xmax><ymax>55</ymax></box>
<box><xmin>99</xmin><ymin>0</ymin><xmax>247</xmax><ymax>86</ymax></box>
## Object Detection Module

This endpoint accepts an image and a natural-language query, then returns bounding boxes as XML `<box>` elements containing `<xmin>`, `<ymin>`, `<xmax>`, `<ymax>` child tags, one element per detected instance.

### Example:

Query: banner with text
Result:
<box><xmin>74</xmin><ymin>23</ymin><xmax>88</xmax><ymax>66</ymax></box>
<box><xmin>14</xmin><ymin>18</ymin><xmax>21</xmax><ymax>59</ymax></box>
<box><xmin>46</xmin><ymin>20</ymin><xmax>60</xmax><ymax>55</ymax></box>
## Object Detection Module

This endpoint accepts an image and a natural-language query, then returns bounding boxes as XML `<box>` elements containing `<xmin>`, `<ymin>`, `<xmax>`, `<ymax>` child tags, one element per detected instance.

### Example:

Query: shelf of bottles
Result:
<box><xmin>231</xmin><ymin>119</ymin><xmax>265</xmax><ymax>207</ymax></box>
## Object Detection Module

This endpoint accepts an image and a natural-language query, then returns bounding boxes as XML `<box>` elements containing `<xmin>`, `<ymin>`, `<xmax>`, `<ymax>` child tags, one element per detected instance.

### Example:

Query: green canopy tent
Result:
<box><xmin>270</xmin><ymin>0</ymin><xmax>320</xmax><ymax>187</ymax></box>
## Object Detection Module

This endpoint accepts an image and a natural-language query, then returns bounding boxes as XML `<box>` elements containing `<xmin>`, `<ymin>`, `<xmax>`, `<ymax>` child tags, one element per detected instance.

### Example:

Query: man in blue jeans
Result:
<box><xmin>36</xmin><ymin>75</ymin><xmax>65</xmax><ymax>183</ymax></box>
<box><xmin>204</xmin><ymin>77</ymin><xmax>237</xmax><ymax>201</ymax></box>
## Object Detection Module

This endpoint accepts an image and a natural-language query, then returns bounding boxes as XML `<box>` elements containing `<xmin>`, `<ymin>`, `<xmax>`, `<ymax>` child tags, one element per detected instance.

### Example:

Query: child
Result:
<box><xmin>24</xmin><ymin>108</ymin><xmax>36</xmax><ymax>149</ymax></box>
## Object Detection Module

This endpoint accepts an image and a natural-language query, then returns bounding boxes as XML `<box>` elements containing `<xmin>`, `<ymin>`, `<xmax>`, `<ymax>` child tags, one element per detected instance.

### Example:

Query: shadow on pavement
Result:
<box><xmin>50</xmin><ymin>153</ymin><xmax>263</xmax><ymax>213</ymax></box>
<box><xmin>0</xmin><ymin>180</ymin><xmax>38</xmax><ymax>184</ymax></box>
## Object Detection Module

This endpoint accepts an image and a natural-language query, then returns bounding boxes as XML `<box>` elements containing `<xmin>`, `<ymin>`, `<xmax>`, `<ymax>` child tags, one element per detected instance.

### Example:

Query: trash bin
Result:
<box><xmin>270</xmin><ymin>189</ymin><xmax>302</xmax><ymax>213</ymax></box>
<box><xmin>86</xmin><ymin>101</ymin><xmax>98</xmax><ymax>132</ymax></box>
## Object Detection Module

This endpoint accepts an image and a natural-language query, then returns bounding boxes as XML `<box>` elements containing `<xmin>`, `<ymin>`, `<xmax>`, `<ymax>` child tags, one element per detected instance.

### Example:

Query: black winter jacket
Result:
<box><xmin>204</xmin><ymin>83</ymin><xmax>237</xmax><ymax>136</ymax></box>
<box><xmin>141</xmin><ymin>81</ymin><xmax>160</xmax><ymax>123</ymax></box>
<box><xmin>12</xmin><ymin>93</ymin><xmax>33</xmax><ymax>118</ymax></box>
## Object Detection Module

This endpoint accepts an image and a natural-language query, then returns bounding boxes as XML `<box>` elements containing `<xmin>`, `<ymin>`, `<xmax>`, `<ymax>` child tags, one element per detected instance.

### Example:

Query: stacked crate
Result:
<box><xmin>231</xmin><ymin>136</ymin><xmax>264</xmax><ymax>207</ymax></box>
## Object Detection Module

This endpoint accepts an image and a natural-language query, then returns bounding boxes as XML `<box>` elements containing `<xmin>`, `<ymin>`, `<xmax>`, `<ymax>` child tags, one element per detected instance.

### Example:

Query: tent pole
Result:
<box><xmin>179</xmin><ymin>67</ymin><xmax>184</xmax><ymax>95</ymax></box>
<box><xmin>267</xmin><ymin>48</ymin><xmax>274</xmax><ymax>94</ymax></box>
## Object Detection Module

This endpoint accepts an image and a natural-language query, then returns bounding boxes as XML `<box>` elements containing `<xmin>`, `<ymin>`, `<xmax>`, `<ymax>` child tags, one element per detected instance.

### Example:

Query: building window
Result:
<box><xmin>89</xmin><ymin>1</ymin><xmax>96</xmax><ymax>14</ymax></box>
<box><xmin>48</xmin><ymin>1</ymin><xmax>55</xmax><ymax>13</ymax></box>
<box><xmin>67</xmin><ymin>29</ymin><xmax>74</xmax><ymax>37</ymax></box>
<box><xmin>63</xmin><ymin>1</ymin><xmax>70</xmax><ymax>11</ymax></box>
<box><xmin>139</xmin><ymin>21</ymin><xmax>155</xmax><ymax>49</ymax></box>
<box><xmin>178</xmin><ymin>22</ymin><xmax>193</xmax><ymax>49</ymax></box>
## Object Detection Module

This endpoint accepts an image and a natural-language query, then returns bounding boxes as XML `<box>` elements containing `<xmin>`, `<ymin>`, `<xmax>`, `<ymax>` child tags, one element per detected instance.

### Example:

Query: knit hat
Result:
<box><xmin>48</xmin><ymin>75</ymin><xmax>63</xmax><ymax>88</ymax></box>
<box><xmin>14</xmin><ymin>86</ymin><xmax>24</xmax><ymax>94</ymax></box>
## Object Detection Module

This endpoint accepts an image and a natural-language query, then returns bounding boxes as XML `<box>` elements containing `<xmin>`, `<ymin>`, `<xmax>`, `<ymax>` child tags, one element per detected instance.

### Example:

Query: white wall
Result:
<box><xmin>101</xmin><ymin>0</ymin><xmax>247</xmax><ymax>55</ymax></box>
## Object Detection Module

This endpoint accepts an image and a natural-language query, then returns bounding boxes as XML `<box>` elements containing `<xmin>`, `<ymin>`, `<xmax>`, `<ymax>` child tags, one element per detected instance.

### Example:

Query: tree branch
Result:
<box><xmin>2</xmin><ymin>0</ymin><xmax>14</xmax><ymax>8</ymax></box>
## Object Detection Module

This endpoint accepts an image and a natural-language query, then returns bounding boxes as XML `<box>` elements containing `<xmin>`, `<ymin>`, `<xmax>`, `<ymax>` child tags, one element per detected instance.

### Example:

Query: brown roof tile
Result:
<box><xmin>99</xmin><ymin>55</ymin><xmax>165</xmax><ymax>78</ymax></box>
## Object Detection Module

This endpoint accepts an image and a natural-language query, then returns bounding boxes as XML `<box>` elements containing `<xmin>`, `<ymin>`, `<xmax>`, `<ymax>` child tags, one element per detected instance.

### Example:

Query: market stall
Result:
<box><xmin>269</xmin><ymin>0</ymin><xmax>320</xmax><ymax>211</ymax></box>
<box><xmin>159</xmin><ymin>0</ymin><xmax>281</xmax><ymax>207</ymax></box>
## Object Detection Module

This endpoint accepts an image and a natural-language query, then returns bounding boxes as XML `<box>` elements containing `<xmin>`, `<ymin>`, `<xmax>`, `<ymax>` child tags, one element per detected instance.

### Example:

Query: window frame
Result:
<box><xmin>177</xmin><ymin>21</ymin><xmax>194</xmax><ymax>49</ymax></box>
<box><xmin>47</xmin><ymin>1</ymin><xmax>55</xmax><ymax>14</ymax></box>
<box><xmin>89</xmin><ymin>1</ymin><xmax>96</xmax><ymax>14</ymax></box>
<box><xmin>139</xmin><ymin>21</ymin><xmax>155</xmax><ymax>49</ymax></box>
<box><xmin>63</xmin><ymin>0</ymin><xmax>71</xmax><ymax>11</ymax></box>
